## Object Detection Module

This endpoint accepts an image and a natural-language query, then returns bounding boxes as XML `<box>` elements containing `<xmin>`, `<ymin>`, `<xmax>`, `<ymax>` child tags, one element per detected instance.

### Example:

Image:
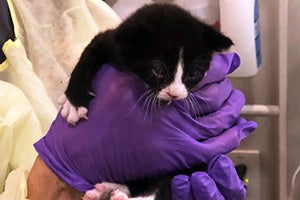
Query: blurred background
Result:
<box><xmin>1</xmin><ymin>0</ymin><xmax>299</xmax><ymax>199</ymax></box>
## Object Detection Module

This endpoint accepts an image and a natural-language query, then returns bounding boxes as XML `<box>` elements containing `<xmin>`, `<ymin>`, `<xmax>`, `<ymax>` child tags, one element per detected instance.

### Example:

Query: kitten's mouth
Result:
<box><xmin>158</xmin><ymin>99</ymin><xmax>172</xmax><ymax>106</ymax></box>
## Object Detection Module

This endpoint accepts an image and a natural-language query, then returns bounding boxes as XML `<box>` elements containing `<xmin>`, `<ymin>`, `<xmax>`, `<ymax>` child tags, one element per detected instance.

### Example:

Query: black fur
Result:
<box><xmin>65</xmin><ymin>3</ymin><xmax>233</xmax><ymax>108</ymax></box>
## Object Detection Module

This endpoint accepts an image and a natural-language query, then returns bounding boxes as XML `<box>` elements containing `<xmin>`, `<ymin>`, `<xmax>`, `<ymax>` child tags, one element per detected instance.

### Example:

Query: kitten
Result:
<box><xmin>60</xmin><ymin>3</ymin><xmax>232</xmax><ymax>125</ymax></box>
<box><xmin>61</xmin><ymin>3</ymin><xmax>233</xmax><ymax>200</ymax></box>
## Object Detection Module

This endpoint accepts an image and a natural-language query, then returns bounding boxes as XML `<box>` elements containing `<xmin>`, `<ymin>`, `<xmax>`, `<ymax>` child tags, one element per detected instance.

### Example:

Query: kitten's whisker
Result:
<box><xmin>143</xmin><ymin>93</ymin><xmax>153</xmax><ymax>121</ymax></box>
<box><xmin>129</xmin><ymin>90</ymin><xmax>152</xmax><ymax>114</ymax></box>
<box><xmin>148</xmin><ymin>94</ymin><xmax>154</xmax><ymax>121</ymax></box>
<box><xmin>194</xmin><ymin>95</ymin><xmax>204</xmax><ymax>116</ymax></box>
<box><xmin>191</xmin><ymin>92</ymin><xmax>210</xmax><ymax>115</ymax></box>
<box><xmin>187</xmin><ymin>95</ymin><xmax>196</xmax><ymax>117</ymax></box>
<box><xmin>186</xmin><ymin>94</ymin><xmax>196</xmax><ymax>117</ymax></box>
<box><xmin>196</xmin><ymin>91</ymin><xmax>211</xmax><ymax>113</ymax></box>
<box><xmin>188</xmin><ymin>95</ymin><xmax>198</xmax><ymax>117</ymax></box>
<box><xmin>155</xmin><ymin>97</ymin><xmax>160</xmax><ymax>112</ymax></box>
<box><xmin>150</xmin><ymin>96</ymin><xmax>158</xmax><ymax>121</ymax></box>
<box><xmin>184</xmin><ymin>98</ymin><xmax>191</xmax><ymax>113</ymax></box>
<box><xmin>142</xmin><ymin>98</ymin><xmax>149</xmax><ymax>121</ymax></box>
<box><xmin>183</xmin><ymin>98</ymin><xmax>188</xmax><ymax>112</ymax></box>
<box><xmin>143</xmin><ymin>92</ymin><xmax>158</xmax><ymax>122</ymax></box>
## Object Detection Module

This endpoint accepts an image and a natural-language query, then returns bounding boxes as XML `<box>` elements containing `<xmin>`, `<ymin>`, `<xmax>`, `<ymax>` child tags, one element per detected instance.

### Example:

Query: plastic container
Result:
<box><xmin>219</xmin><ymin>0</ymin><xmax>262</xmax><ymax>77</ymax></box>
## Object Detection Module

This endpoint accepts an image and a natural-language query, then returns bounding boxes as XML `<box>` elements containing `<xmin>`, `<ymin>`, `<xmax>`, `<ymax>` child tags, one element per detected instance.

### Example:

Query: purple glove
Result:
<box><xmin>34</xmin><ymin>53</ymin><xmax>257</xmax><ymax>192</ymax></box>
<box><xmin>172</xmin><ymin>154</ymin><xmax>245</xmax><ymax>200</ymax></box>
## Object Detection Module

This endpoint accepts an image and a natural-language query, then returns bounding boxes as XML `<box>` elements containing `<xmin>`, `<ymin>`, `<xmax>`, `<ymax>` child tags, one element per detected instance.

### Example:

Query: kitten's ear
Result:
<box><xmin>204</xmin><ymin>26</ymin><xmax>233</xmax><ymax>52</ymax></box>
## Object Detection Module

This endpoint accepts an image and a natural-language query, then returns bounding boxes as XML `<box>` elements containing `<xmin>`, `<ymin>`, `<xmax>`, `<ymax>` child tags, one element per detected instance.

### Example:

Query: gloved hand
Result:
<box><xmin>172</xmin><ymin>154</ymin><xmax>246</xmax><ymax>200</ymax></box>
<box><xmin>34</xmin><ymin>53</ymin><xmax>257</xmax><ymax>192</ymax></box>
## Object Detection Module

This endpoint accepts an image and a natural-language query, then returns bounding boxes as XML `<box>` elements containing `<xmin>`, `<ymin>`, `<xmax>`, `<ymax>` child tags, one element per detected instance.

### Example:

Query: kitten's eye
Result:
<box><xmin>186</xmin><ymin>68</ymin><xmax>201</xmax><ymax>79</ymax></box>
<box><xmin>150</xmin><ymin>60</ymin><xmax>165</xmax><ymax>78</ymax></box>
<box><xmin>152</xmin><ymin>68</ymin><xmax>164</xmax><ymax>78</ymax></box>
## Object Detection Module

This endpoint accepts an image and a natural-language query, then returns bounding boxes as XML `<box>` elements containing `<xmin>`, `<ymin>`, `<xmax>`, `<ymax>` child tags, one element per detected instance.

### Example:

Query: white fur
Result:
<box><xmin>111</xmin><ymin>189</ymin><xmax>129</xmax><ymax>200</ymax></box>
<box><xmin>83</xmin><ymin>182</ymin><xmax>155</xmax><ymax>200</ymax></box>
<box><xmin>58</xmin><ymin>94</ymin><xmax>88</xmax><ymax>125</ymax></box>
<box><xmin>157</xmin><ymin>50</ymin><xmax>188</xmax><ymax>101</ymax></box>
<box><xmin>128</xmin><ymin>195</ymin><xmax>155</xmax><ymax>200</ymax></box>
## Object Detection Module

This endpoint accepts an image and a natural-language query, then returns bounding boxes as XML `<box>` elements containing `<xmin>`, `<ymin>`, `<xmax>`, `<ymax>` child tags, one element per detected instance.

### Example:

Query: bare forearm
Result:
<box><xmin>27</xmin><ymin>156</ymin><xmax>84</xmax><ymax>200</ymax></box>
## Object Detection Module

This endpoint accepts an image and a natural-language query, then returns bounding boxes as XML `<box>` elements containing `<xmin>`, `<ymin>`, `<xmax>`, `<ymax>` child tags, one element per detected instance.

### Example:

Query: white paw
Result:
<box><xmin>58</xmin><ymin>94</ymin><xmax>88</xmax><ymax>125</ymax></box>
<box><xmin>83</xmin><ymin>188</ymin><xmax>102</xmax><ymax>200</ymax></box>
<box><xmin>83</xmin><ymin>183</ymin><xmax>111</xmax><ymax>200</ymax></box>
<box><xmin>78</xmin><ymin>107</ymin><xmax>88</xmax><ymax>119</ymax></box>
<box><xmin>95</xmin><ymin>182</ymin><xmax>130</xmax><ymax>195</ymax></box>
<box><xmin>111</xmin><ymin>189</ymin><xmax>129</xmax><ymax>200</ymax></box>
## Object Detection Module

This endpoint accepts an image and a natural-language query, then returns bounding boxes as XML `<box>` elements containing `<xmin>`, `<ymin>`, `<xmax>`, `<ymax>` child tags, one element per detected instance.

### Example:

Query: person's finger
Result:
<box><xmin>208</xmin><ymin>155</ymin><xmax>246</xmax><ymax>200</ymax></box>
<box><xmin>171</xmin><ymin>175</ymin><xmax>193</xmax><ymax>200</ymax></box>
<box><xmin>189</xmin><ymin>118</ymin><xmax>257</xmax><ymax>162</ymax></box>
<box><xmin>189</xmin><ymin>89</ymin><xmax>246</xmax><ymax>140</ymax></box>
<box><xmin>190</xmin><ymin>172</ymin><xmax>225</xmax><ymax>200</ymax></box>
<box><xmin>186</xmin><ymin>78</ymin><xmax>233</xmax><ymax>115</ymax></box>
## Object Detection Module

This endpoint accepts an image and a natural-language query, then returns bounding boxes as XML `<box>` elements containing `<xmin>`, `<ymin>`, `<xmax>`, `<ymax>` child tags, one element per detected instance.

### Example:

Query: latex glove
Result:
<box><xmin>34</xmin><ymin>53</ymin><xmax>257</xmax><ymax>192</ymax></box>
<box><xmin>172</xmin><ymin>154</ymin><xmax>246</xmax><ymax>200</ymax></box>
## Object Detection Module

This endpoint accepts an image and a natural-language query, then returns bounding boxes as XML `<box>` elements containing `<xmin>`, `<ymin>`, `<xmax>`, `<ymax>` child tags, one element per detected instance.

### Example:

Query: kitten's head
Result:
<box><xmin>115</xmin><ymin>4</ymin><xmax>233</xmax><ymax>103</ymax></box>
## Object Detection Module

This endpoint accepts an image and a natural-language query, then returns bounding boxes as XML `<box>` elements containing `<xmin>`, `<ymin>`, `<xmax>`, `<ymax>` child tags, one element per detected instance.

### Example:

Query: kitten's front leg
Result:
<box><xmin>58</xmin><ymin>94</ymin><xmax>89</xmax><ymax>125</ymax></box>
<box><xmin>61</xmin><ymin>30</ymin><xmax>116</xmax><ymax>124</ymax></box>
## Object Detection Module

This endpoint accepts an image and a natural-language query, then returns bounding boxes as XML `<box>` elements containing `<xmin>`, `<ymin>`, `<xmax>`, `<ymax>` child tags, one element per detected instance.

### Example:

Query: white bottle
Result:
<box><xmin>219</xmin><ymin>0</ymin><xmax>262</xmax><ymax>77</ymax></box>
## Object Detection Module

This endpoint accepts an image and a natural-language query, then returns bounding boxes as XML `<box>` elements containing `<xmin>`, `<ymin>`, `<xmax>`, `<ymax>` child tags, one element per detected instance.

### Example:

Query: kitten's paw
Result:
<box><xmin>83</xmin><ymin>188</ymin><xmax>102</xmax><ymax>200</ymax></box>
<box><xmin>58</xmin><ymin>93</ymin><xmax>67</xmax><ymax>105</ymax></box>
<box><xmin>58</xmin><ymin>94</ymin><xmax>89</xmax><ymax>125</ymax></box>
<box><xmin>83</xmin><ymin>183</ymin><xmax>130</xmax><ymax>200</ymax></box>
<box><xmin>67</xmin><ymin>105</ymin><xmax>81</xmax><ymax>125</ymax></box>
<box><xmin>83</xmin><ymin>184</ymin><xmax>111</xmax><ymax>200</ymax></box>
<box><xmin>110</xmin><ymin>189</ymin><xmax>129</xmax><ymax>200</ymax></box>
<box><xmin>78</xmin><ymin>107</ymin><xmax>88</xmax><ymax>120</ymax></box>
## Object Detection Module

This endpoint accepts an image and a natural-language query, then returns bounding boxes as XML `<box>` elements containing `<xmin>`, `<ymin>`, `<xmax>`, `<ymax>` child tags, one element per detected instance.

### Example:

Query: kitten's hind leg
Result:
<box><xmin>110</xmin><ymin>189</ymin><xmax>129</xmax><ymax>200</ymax></box>
<box><xmin>83</xmin><ymin>188</ymin><xmax>104</xmax><ymax>200</ymax></box>
<box><xmin>83</xmin><ymin>182</ymin><xmax>131</xmax><ymax>200</ymax></box>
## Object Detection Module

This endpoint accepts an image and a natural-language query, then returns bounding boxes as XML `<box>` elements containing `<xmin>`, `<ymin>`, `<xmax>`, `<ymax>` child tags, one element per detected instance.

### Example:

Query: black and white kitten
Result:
<box><xmin>60</xmin><ymin>3</ymin><xmax>232</xmax><ymax>125</ymax></box>
<box><xmin>60</xmin><ymin>3</ymin><xmax>233</xmax><ymax>200</ymax></box>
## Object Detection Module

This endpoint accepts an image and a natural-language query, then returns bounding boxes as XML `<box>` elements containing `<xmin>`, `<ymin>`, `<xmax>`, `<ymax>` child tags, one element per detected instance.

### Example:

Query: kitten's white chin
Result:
<box><xmin>157</xmin><ymin>92</ymin><xmax>188</xmax><ymax>105</ymax></box>
<box><xmin>157</xmin><ymin>90</ymin><xmax>188</xmax><ymax>101</ymax></box>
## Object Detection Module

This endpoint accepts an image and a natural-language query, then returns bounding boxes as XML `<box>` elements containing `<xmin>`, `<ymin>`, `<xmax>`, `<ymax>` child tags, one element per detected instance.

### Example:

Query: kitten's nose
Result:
<box><xmin>167</xmin><ymin>91</ymin><xmax>187</xmax><ymax>100</ymax></box>
<box><xmin>167</xmin><ymin>84</ymin><xmax>187</xmax><ymax>100</ymax></box>
<box><xmin>167</xmin><ymin>92</ymin><xmax>179</xmax><ymax>99</ymax></box>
